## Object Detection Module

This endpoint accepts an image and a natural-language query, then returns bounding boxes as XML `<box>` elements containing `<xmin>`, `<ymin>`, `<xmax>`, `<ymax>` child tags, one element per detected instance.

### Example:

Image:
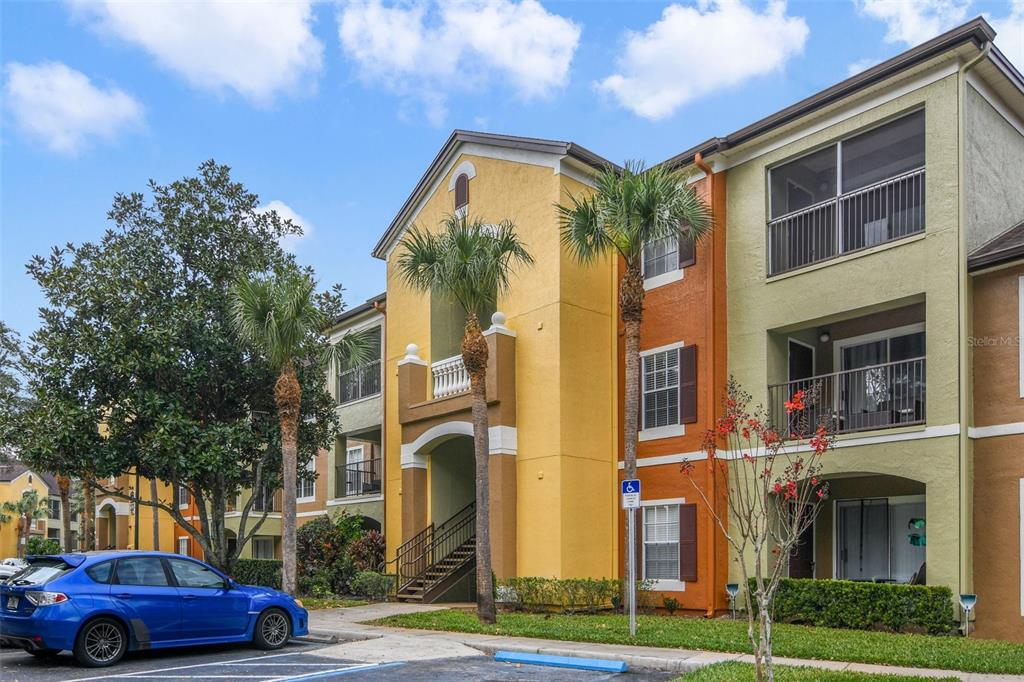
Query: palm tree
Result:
<box><xmin>0</xmin><ymin>490</ymin><xmax>50</xmax><ymax>557</ymax></box>
<box><xmin>231</xmin><ymin>273</ymin><xmax>372</xmax><ymax>596</ymax></box>
<box><xmin>396</xmin><ymin>214</ymin><xmax>533</xmax><ymax>624</ymax></box>
<box><xmin>56</xmin><ymin>474</ymin><xmax>73</xmax><ymax>552</ymax></box>
<box><xmin>557</xmin><ymin>161</ymin><xmax>712</xmax><ymax>610</ymax></box>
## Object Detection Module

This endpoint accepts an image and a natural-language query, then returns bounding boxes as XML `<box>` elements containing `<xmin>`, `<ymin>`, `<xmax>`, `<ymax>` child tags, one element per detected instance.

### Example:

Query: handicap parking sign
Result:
<box><xmin>621</xmin><ymin>479</ymin><xmax>641</xmax><ymax>509</ymax></box>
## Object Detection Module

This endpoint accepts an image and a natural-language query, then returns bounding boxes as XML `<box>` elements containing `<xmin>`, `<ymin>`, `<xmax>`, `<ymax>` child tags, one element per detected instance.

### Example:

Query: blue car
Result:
<box><xmin>0</xmin><ymin>551</ymin><xmax>308</xmax><ymax>667</ymax></box>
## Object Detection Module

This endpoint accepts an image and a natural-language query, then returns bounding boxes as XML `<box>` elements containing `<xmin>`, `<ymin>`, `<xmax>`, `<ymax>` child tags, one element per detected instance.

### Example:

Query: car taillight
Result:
<box><xmin>24</xmin><ymin>591</ymin><xmax>69</xmax><ymax>606</ymax></box>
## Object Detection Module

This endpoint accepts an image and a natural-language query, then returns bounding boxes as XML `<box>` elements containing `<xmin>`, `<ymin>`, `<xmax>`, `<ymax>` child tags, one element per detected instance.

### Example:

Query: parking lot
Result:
<box><xmin>0</xmin><ymin>641</ymin><xmax>675</xmax><ymax>681</ymax></box>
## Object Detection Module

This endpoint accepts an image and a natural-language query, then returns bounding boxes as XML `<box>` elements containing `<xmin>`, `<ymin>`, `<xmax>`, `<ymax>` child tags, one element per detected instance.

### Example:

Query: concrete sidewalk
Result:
<box><xmin>308</xmin><ymin>604</ymin><xmax>1023</xmax><ymax>681</ymax></box>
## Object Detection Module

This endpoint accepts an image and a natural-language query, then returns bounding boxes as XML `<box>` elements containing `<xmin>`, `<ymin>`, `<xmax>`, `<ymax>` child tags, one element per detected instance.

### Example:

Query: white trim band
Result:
<box><xmin>969</xmin><ymin>422</ymin><xmax>1024</xmax><ymax>439</ymax></box>
<box><xmin>401</xmin><ymin>422</ymin><xmax>518</xmax><ymax>468</ymax></box>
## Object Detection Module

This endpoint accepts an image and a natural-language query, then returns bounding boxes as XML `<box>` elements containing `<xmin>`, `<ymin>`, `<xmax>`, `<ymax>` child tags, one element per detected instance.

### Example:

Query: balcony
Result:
<box><xmin>767</xmin><ymin>167</ymin><xmax>925</xmax><ymax>276</ymax></box>
<box><xmin>339</xmin><ymin>457</ymin><xmax>382</xmax><ymax>498</ymax></box>
<box><xmin>769</xmin><ymin>357</ymin><xmax>926</xmax><ymax>435</ymax></box>
<box><xmin>338</xmin><ymin>360</ymin><xmax>381</xmax><ymax>405</ymax></box>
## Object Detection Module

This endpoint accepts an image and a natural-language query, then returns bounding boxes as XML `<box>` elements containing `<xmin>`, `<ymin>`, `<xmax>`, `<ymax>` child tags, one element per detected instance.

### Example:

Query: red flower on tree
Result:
<box><xmin>784</xmin><ymin>390</ymin><xmax>806</xmax><ymax>413</ymax></box>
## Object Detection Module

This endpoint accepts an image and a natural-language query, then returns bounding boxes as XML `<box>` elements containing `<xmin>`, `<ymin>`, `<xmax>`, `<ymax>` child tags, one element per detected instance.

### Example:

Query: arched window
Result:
<box><xmin>454</xmin><ymin>173</ymin><xmax>469</xmax><ymax>210</ymax></box>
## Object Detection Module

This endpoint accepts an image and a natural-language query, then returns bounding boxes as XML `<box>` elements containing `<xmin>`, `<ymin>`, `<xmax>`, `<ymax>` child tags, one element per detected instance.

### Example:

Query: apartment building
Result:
<box><xmin>0</xmin><ymin>462</ymin><xmax>57</xmax><ymax>557</ymax></box>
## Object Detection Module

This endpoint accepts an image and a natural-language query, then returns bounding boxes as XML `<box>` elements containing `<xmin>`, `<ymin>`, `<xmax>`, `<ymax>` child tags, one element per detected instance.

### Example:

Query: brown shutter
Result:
<box><xmin>635</xmin><ymin>507</ymin><xmax>644</xmax><ymax>580</ymax></box>
<box><xmin>679</xmin><ymin>345</ymin><xmax>697</xmax><ymax>424</ymax></box>
<box><xmin>678</xmin><ymin>222</ymin><xmax>696</xmax><ymax>268</ymax></box>
<box><xmin>679</xmin><ymin>503</ymin><xmax>698</xmax><ymax>582</ymax></box>
<box><xmin>455</xmin><ymin>173</ymin><xmax>469</xmax><ymax>209</ymax></box>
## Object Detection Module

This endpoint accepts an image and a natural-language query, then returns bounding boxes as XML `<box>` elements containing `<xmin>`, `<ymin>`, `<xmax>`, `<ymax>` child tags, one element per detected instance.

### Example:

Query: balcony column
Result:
<box><xmin>398</xmin><ymin>344</ymin><xmax>429</xmax><ymax>541</ymax></box>
<box><xmin>484</xmin><ymin>312</ymin><xmax>517</xmax><ymax>578</ymax></box>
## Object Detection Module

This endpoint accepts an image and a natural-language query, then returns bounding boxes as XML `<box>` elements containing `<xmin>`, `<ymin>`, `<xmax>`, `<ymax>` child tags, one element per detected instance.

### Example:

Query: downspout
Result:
<box><xmin>373</xmin><ymin>300</ymin><xmax>388</xmax><ymax>547</ymax></box>
<box><xmin>957</xmin><ymin>41</ymin><xmax>990</xmax><ymax>607</ymax></box>
<box><xmin>694</xmin><ymin>152</ymin><xmax>718</xmax><ymax>618</ymax></box>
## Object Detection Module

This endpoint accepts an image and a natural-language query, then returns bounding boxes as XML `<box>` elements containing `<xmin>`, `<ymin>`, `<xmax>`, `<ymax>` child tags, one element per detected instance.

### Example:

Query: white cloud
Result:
<box><xmin>3</xmin><ymin>61</ymin><xmax>143</xmax><ymax>154</ymax></box>
<box><xmin>338</xmin><ymin>0</ymin><xmax>581</xmax><ymax>125</ymax></box>
<box><xmin>855</xmin><ymin>0</ymin><xmax>970</xmax><ymax>47</ymax></box>
<box><xmin>847</xmin><ymin>57</ymin><xmax>882</xmax><ymax>76</ymax></box>
<box><xmin>71</xmin><ymin>0</ymin><xmax>323</xmax><ymax>105</ymax></box>
<box><xmin>991</xmin><ymin>0</ymin><xmax>1024</xmax><ymax>72</ymax></box>
<box><xmin>258</xmin><ymin>200</ymin><xmax>312</xmax><ymax>253</ymax></box>
<box><xmin>597</xmin><ymin>1</ymin><xmax>809</xmax><ymax>120</ymax></box>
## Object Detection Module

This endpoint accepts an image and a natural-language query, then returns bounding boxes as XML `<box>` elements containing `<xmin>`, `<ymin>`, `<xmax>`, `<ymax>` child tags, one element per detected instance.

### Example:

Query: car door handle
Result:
<box><xmin>114</xmin><ymin>593</ymin><xmax>132</xmax><ymax>599</ymax></box>
<box><xmin>182</xmin><ymin>594</ymin><xmax>197</xmax><ymax>600</ymax></box>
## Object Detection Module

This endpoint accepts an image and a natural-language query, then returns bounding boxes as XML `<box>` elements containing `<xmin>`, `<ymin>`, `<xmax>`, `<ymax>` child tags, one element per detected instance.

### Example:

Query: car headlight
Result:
<box><xmin>24</xmin><ymin>591</ymin><xmax>69</xmax><ymax>606</ymax></box>
<box><xmin>293</xmin><ymin>598</ymin><xmax>304</xmax><ymax>608</ymax></box>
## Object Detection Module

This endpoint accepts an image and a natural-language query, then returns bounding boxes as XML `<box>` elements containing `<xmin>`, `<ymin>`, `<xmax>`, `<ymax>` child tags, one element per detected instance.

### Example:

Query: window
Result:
<box><xmin>168</xmin><ymin>558</ymin><xmax>226</xmax><ymax>589</ymax></box>
<box><xmin>643</xmin><ymin>236</ymin><xmax>679</xmax><ymax>280</ymax></box>
<box><xmin>253</xmin><ymin>486</ymin><xmax>275</xmax><ymax>512</ymax></box>
<box><xmin>86</xmin><ymin>560</ymin><xmax>113</xmax><ymax>584</ymax></box>
<box><xmin>177</xmin><ymin>485</ymin><xmax>190</xmax><ymax>509</ymax></box>
<box><xmin>48</xmin><ymin>499</ymin><xmax>60</xmax><ymax>520</ymax></box>
<box><xmin>338</xmin><ymin>327</ymin><xmax>382</xmax><ymax>404</ymax></box>
<box><xmin>767</xmin><ymin>110</ymin><xmax>926</xmax><ymax>275</ymax></box>
<box><xmin>644</xmin><ymin>505</ymin><xmax>679</xmax><ymax>580</ymax></box>
<box><xmin>177</xmin><ymin>536</ymin><xmax>189</xmax><ymax>555</ymax></box>
<box><xmin>297</xmin><ymin>456</ymin><xmax>316</xmax><ymax>502</ymax></box>
<box><xmin>47</xmin><ymin>528</ymin><xmax>61</xmax><ymax>540</ymax></box>
<box><xmin>454</xmin><ymin>173</ymin><xmax>469</xmax><ymax>211</ymax></box>
<box><xmin>252</xmin><ymin>536</ymin><xmax>275</xmax><ymax>559</ymax></box>
<box><xmin>114</xmin><ymin>557</ymin><xmax>170</xmax><ymax>586</ymax></box>
<box><xmin>643</xmin><ymin>348</ymin><xmax>680</xmax><ymax>430</ymax></box>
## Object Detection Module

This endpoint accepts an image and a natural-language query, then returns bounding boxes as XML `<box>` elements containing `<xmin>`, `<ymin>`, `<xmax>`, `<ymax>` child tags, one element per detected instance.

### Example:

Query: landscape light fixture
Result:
<box><xmin>725</xmin><ymin>583</ymin><xmax>740</xmax><ymax>620</ymax></box>
<box><xmin>958</xmin><ymin>594</ymin><xmax>977</xmax><ymax>638</ymax></box>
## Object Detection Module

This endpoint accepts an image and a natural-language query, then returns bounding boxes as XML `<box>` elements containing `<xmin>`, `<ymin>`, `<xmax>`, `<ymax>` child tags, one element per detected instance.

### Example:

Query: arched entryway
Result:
<box><xmin>96</xmin><ymin>503</ymin><xmax>118</xmax><ymax>550</ymax></box>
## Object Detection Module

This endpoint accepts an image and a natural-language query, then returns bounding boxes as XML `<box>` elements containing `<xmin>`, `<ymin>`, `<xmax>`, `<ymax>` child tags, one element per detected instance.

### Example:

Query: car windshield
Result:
<box><xmin>7</xmin><ymin>557</ymin><xmax>73</xmax><ymax>586</ymax></box>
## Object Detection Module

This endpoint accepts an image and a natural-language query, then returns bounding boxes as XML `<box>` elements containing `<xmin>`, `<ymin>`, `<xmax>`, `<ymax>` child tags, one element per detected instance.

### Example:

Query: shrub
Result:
<box><xmin>233</xmin><ymin>559</ymin><xmax>282</xmax><ymax>589</ymax></box>
<box><xmin>26</xmin><ymin>537</ymin><xmax>61</xmax><ymax>555</ymax></box>
<box><xmin>499</xmin><ymin>577</ymin><xmax>620</xmax><ymax>614</ymax></box>
<box><xmin>751</xmin><ymin>578</ymin><xmax>956</xmax><ymax>634</ymax></box>
<box><xmin>663</xmin><ymin>596</ymin><xmax>680</xmax><ymax>615</ymax></box>
<box><xmin>296</xmin><ymin>510</ymin><xmax>363</xmax><ymax>595</ymax></box>
<box><xmin>350</xmin><ymin>571</ymin><xmax>392</xmax><ymax>600</ymax></box>
<box><xmin>348</xmin><ymin>529</ymin><xmax>385</xmax><ymax>572</ymax></box>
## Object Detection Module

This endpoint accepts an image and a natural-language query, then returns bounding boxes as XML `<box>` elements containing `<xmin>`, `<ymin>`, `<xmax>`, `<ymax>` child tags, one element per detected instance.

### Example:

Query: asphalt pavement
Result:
<box><xmin>0</xmin><ymin>641</ymin><xmax>675</xmax><ymax>681</ymax></box>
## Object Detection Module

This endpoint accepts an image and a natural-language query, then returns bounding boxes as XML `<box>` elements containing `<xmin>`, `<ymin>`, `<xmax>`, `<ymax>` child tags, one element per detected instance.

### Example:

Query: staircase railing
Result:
<box><xmin>385</xmin><ymin>501</ymin><xmax>476</xmax><ymax>593</ymax></box>
<box><xmin>420</xmin><ymin>503</ymin><xmax>476</xmax><ymax>595</ymax></box>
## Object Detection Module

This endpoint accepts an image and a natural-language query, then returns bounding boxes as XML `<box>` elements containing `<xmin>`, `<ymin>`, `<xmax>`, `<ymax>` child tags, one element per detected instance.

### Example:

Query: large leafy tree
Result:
<box><xmin>16</xmin><ymin>161</ymin><xmax>342</xmax><ymax>573</ymax></box>
<box><xmin>397</xmin><ymin>214</ymin><xmax>533</xmax><ymax>624</ymax></box>
<box><xmin>231</xmin><ymin>273</ymin><xmax>372</xmax><ymax>596</ymax></box>
<box><xmin>0</xmin><ymin>322</ymin><xmax>29</xmax><ymax>464</ymax></box>
<box><xmin>557</xmin><ymin>161</ymin><xmax>712</xmax><ymax>612</ymax></box>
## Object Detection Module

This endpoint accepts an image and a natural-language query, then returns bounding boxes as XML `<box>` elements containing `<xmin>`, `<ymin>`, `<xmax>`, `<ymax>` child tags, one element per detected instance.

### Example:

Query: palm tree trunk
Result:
<box><xmin>620</xmin><ymin>265</ymin><xmax>645</xmax><ymax>614</ymax></box>
<box><xmin>82</xmin><ymin>478</ymin><xmax>95</xmax><ymax>551</ymax></box>
<box><xmin>275</xmin><ymin>358</ymin><xmax>301</xmax><ymax>596</ymax></box>
<box><xmin>150</xmin><ymin>478</ymin><xmax>160</xmax><ymax>550</ymax></box>
<box><xmin>57</xmin><ymin>475</ymin><xmax>73</xmax><ymax>552</ymax></box>
<box><xmin>462</xmin><ymin>313</ymin><xmax>496</xmax><ymax>624</ymax></box>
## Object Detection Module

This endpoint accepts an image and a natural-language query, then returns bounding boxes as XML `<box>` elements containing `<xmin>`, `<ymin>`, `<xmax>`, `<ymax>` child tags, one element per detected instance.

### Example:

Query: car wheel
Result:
<box><xmin>253</xmin><ymin>608</ymin><xmax>291</xmax><ymax>650</ymax></box>
<box><xmin>73</xmin><ymin>617</ymin><xmax>127</xmax><ymax>668</ymax></box>
<box><xmin>25</xmin><ymin>648</ymin><xmax>60</xmax><ymax>659</ymax></box>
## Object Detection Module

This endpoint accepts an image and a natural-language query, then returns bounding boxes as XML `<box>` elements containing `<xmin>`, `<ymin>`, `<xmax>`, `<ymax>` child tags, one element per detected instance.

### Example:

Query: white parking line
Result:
<box><xmin>72</xmin><ymin>650</ymin><xmax>309</xmax><ymax>681</ymax></box>
<box><xmin>267</xmin><ymin>662</ymin><xmax>406</xmax><ymax>682</ymax></box>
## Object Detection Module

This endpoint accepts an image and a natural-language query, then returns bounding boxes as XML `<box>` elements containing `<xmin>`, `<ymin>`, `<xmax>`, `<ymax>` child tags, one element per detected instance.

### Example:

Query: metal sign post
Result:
<box><xmin>621</xmin><ymin>479</ymin><xmax>641</xmax><ymax>638</ymax></box>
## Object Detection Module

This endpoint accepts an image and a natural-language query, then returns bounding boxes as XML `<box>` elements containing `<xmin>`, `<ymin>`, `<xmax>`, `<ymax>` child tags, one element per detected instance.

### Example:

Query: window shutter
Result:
<box><xmin>635</xmin><ymin>508</ymin><xmax>644</xmax><ymax>580</ymax></box>
<box><xmin>679</xmin><ymin>345</ymin><xmax>697</xmax><ymax>424</ymax></box>
<box><xmin>679</xmin><ymin>503</ymin><xmax>698</xmax><ymax>582</ymax></box>
<box><xmin>678</xmin><ymin>222</ymin><xmax>696</xmax><ymax>268</ymax></box>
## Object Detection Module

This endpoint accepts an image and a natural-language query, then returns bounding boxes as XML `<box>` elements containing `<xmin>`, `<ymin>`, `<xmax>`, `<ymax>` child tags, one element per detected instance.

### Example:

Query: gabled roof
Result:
<box><xmin>969</xmin><ymin>221</ymin><xmax>1024</xmax><ymax>271</ymax></box>
<box><xmin>661</xmin><ymin>17</ymin><xmax>1000</xmax><ymax>170</ymax></box>
<box><xmin>0</xmin><ymin>461</ymin><xmax>59</xmax><ymax>495</ymax></box>
<box><xmin>371</xmin><ymin>130</ymin><xmax>615</xmax><ymax>260</ymax></box>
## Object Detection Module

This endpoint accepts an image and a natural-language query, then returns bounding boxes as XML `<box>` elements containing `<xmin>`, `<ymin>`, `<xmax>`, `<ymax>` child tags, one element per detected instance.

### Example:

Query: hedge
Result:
<box><xmin>749</xmin><ymin>578</ymin><xmax>955</xmax><ymax>634</ymax></box>
<box><xmin>499</xmin><ymin>577</ymin><xmax>624</xmax><ymax>614</ymax></box>
<box><xmin>232</xmin><ymin>559</ymin><xmax>282</xmax><ymax>589</ymax></box>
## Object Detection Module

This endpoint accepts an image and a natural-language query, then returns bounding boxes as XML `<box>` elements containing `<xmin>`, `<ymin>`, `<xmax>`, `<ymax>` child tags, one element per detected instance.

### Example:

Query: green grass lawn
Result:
<box><xmin>676</xmin><ymin>662</ymin><xmax>957</xmax><ymax>682</ymax></box>
<box><xmin>372</xmin><ymin>610</ymin><xmax>1024</xmax><ymax>675</ymax></box>
<box><xmin>300</xmin><ymin>596</ymin><xmax>368</xmax><ymax>610</ymax></box>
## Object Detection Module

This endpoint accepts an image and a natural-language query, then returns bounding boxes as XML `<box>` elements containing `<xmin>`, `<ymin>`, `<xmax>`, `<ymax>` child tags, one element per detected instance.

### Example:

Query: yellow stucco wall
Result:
<box><xmin>0</xmin><ymin>471</ymin><xmax>52</xmax><ymax>558</ymax></box>
<box><xmin>124</xmin><ymin>477</ymin><xmax>176</xmax><ymax>551</ymax></box>
<box><xmin>724</xmin><ymin>73</ymin><xmax>966</xmax><ymax>594</ymax></box>
<box><xmin>383</xmin><ymin>153</ymin><xmax>618</xmax><ymax>579</ymax></box>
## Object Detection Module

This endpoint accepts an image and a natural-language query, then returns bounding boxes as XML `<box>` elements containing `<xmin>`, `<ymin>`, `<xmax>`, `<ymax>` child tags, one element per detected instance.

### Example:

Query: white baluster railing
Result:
<box><xmin>431</xmin><ymin>355</ymin><xmax>470</xmax><ymax>399</ymax></box>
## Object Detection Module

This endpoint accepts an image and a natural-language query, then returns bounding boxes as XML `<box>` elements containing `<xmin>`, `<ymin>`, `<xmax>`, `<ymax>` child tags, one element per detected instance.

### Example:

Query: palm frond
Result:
<box><xmin>230</xmin><ymin>273</ymin><xmax>326</xmax><ymax>370</ymax></box>
<box><xmin>323</xmin><ymin>327</ymin><xmax>377</xmax><ymax>372</ymax></box>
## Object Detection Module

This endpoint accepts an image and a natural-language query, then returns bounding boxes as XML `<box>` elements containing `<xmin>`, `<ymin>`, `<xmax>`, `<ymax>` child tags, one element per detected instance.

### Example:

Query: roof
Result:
<box><xmin>326</xmin><ymin>292</ymin><xmax>386</xmax><ymax>332</ymax></box>
<box><xmin>371</xmin><ymin>130</ymin><xmax>616</xmax><ymax>260</ymax></box>
<box><xmin>968</xmin><ymin>221</ymin><xmax>1024</xmax><ymax>271</ymax></box>
<box><xmin>0</xmin><ymin>461</ymin><xmax>59</xmax><ymax>494</ymax></box>
<box><xmin>661</xmin><ymin>17</ymin><xmax>998</xmax><ymax>169</ymax></box>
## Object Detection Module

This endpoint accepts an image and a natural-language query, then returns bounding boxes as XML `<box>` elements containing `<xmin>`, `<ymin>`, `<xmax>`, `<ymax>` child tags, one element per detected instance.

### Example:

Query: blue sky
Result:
<box><xmin>3</xmin><ymin>1</ymin><xmax>1023</xmax><ymax>340</ymax></box>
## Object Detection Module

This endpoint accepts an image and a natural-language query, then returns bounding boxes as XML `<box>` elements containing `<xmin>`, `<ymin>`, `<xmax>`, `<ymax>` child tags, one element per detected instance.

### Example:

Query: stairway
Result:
<box><xmin>392</xmin><ymin>502</ymin><xmax>476</xmax><ymax>603</ymax></box>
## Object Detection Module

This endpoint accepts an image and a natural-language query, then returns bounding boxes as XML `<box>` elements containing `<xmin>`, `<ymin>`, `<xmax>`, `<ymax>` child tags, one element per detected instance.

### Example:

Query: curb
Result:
<box><xmin>465</xmin><ymin>640</ymin><xmax>713</xmax><ymax>673</ymax></box>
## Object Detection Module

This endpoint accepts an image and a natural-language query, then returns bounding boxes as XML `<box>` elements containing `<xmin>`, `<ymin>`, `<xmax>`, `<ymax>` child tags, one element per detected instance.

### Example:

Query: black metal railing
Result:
<box><xmin>386</xmin><ymin>501</ymin><xmax>476</xmax><ymax>592</ymax></box>
<box><xmin>768</xmin><ymin>168</ymin><xmax>925</xmax><ymax>276</ymax></box>
<box><xmin>338</xmin><ymin>360</ymin><xmax>381</xmax><ymax>404</ymax></box>
<box><xmin>768</xmin><ymin>357</ymin><xmax>926</xmax><ymax>436</ymax></box>
<box><xmin>338</xmin><ymin>458</ymin><xmax>382</xmax><ymax>498</ymax></box>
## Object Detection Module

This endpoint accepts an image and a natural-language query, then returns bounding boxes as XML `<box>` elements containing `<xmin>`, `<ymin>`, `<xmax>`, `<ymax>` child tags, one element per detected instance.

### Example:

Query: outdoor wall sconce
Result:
<box><xmin>819</xmin><ymin>331</ymin><xmax>831</xmax><ymax>343</ymax></box>
<box><xmin>959</xmin><ymin>594</ymin><xmax>977</xmax><ymax>637</ymax></box>
<box><xmin>725</xmin><ymin>583</ymin><xmax>740</xmax><ymax>620</ymax></box>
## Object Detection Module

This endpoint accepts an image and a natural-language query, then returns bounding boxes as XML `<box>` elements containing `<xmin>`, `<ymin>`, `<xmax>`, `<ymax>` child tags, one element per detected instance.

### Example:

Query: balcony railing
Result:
<box><xmin>431</xmin><ymin>355</ymin><xmax>470</xmax><ymax>399</ymax></box>
<box><xmin>768</xmin><ymin>168</ymin><xmax>925</xmax><ymax>276</ymax></box>
<box><xmin>339</xmin><ymin>458</ymin><xmax>382</xmax><ymax>498</ymax></box>
<box><xmin>338</xmin><ymin>360</ymin><xmax>381</xmax><ymax>404</ymax></box>
<box><xmin>768</xmin><ymin>357</ymin><xmax>926</xmax><ymax>436</ymax></box>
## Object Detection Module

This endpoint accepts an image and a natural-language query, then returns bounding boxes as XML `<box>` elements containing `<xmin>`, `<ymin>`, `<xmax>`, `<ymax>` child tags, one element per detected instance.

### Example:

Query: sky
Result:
<box><xmin>3</xmin><ymin>0</ymin><xmax>1023</xmax><ymax>341</ymax></box>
